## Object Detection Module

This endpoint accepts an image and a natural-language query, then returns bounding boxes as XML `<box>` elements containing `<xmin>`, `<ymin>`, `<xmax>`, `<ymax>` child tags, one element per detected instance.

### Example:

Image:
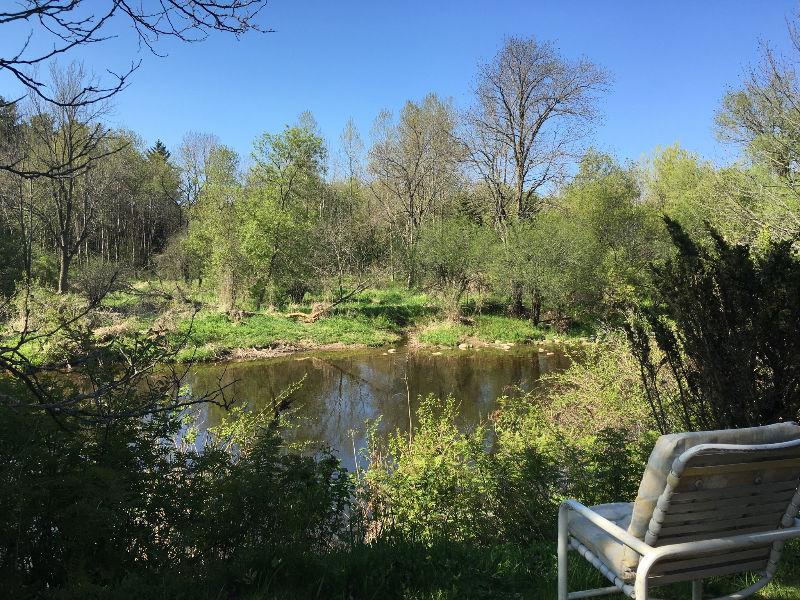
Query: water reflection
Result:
<box><xmin>187</xmin><ymin>345</ymin><xmax>571</xmax><ymax>470</ymax></box>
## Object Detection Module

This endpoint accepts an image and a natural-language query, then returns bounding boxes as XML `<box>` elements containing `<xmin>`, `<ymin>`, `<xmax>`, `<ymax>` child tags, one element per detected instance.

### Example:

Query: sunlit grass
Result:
<box><xmin>416</xmin><ymin>316</ymin><xmax>549</xmax><ymax>347</ymax></box>
<box><xmin>174</xmin><ymin>310</ymin><xmax>401</xmax><ymax>360</ymax></box>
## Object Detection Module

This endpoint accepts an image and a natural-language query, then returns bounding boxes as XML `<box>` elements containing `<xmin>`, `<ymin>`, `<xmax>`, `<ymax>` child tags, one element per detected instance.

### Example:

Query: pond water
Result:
<box><xmin>187</xmin><ymin>344</ymin><xmax>572</xmax><ymax>471</ymax></box>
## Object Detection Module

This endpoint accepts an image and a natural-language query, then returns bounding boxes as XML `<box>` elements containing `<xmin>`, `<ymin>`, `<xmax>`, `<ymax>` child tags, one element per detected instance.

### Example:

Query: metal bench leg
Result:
<box><xmin>558</xmin><ymin>503</ymin><xmax>569</xmax><ymax>600</ymax></box>
<box><xmin>692</xmin><ymin>580</ymin><xmax>702</xmax><ymax>600</ymax></box>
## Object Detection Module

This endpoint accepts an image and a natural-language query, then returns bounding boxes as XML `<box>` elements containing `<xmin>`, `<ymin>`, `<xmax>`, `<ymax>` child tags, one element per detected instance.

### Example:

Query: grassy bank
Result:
<box><xmin>175</xmin><ymin>311</ymin><xmax>402</xmax><ymax>361</ymax></box>
<box><xmin>9</xmin><ymin>282</ymin><xmax>585</xmax><ymax>363</ymax></box>
<box><xmin>413</xmin><ymin>315</ymin><xmax>591</xmax><ymax>348</ymax></box>
<box><xmin>170</xmin><ymin>286</ymin><xmax>435</xmax><ymax>360</ymax></box>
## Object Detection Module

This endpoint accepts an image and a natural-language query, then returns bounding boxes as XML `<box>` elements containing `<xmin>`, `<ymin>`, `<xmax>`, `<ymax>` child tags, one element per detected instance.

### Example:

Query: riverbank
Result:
<box><xmin>173</xmin><ymin>300</ymin><xmax>591</xmax><ymax>362</ymax></box>
<box><xmin>9</xmin><ymin>282</ymin><xmax>593</xmax><ymax>364</ymax></box>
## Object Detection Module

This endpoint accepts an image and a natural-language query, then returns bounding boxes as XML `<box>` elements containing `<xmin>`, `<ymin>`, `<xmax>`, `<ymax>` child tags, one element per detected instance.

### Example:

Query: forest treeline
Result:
<box><xmin>2</xmin><ymin>35</ymin><xmax>798</xmax><ymax>328</ymax></box>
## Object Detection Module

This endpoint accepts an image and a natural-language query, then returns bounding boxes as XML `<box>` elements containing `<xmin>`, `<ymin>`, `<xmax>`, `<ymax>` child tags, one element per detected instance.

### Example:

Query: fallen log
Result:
<box><xmin>285</xmin><ymin>282</ymin><xmax>370</xmax><ymax>323</ymax></box>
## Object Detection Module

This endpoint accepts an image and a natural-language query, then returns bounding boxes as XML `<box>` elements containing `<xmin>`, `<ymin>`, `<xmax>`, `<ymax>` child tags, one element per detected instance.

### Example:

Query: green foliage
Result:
<box><xmin>0</xmin><ymin>394</ymin><xmax>351</xmax><ymax>599</ymax></box>
<box><xmin>365</xmin><ymin>340</ymin><xmax>658</xmax><ymax>548</ymax></box>
<box><xmin>489</xmin><ymin>152</ymin><xmax>663</xmax><ymax>326</ymax></box>
<box><xmin>0</xmin><ymin>226</ymin><xmax>23</xmax><ymax>297</ymax></box>
<box><xmin>184</xmin><ymin>145</ymin><xmax>246</xmax><ymax>310</ymax></box>
<box><xmin>72</xmin><ymin>258</ymin><xmax>124</xmax><ymax>304</ymax></box>
<box><xmin>242</xmin><ymin>120</ymin><xmax>328</xmax><ymax>307</ymax></box>
<box><xmin>490</xmin><ymin>337</ymin><xmax>657</xmax><ymax>542</ymax></box>
<box><xmin>628</xmin><ymin>218</ymin><xmax>800</xmax><ymax>431</ymax></box>
<box><xmin>642</xmin><ymin>145</ymin><xmax>722</xmax><ymax>237</ymax></box>
<box><xmin>366</xmin><ymin>395</ymin><xmax>498</xmax><ymax>544</ymax></box>
<box><xmin>418</xmin><ymin>216</ymin><xmax>494</xmax><ymax>317</ymax></box>
<box><xmin>555</xmin><ymin>151</ymin><xmax>664</xmax><ymax>319</ymax></box>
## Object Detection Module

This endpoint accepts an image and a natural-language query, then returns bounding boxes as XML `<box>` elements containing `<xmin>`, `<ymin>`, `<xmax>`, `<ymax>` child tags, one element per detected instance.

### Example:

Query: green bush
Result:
<box><xmin>364</xmin><ymin>340</ymin><xmax>659</xmax><ymax>548</ymax></box>
<box><xmin>365</xmin><ymin>395</ymin><xmax>498</xmax><ymax>544</ymax></box>
<box><xmin>0</xmin><ymin>398</ymin><xmax>352</xmax><ymax>598</ymax></box>
<box><xmin>628</xmin><ymin>218</ymin><xmax>800</xmax><ymax>431</ymax></box>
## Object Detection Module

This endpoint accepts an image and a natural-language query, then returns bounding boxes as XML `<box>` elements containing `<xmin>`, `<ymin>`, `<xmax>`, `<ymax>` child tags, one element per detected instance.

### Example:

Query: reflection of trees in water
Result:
<box><xmin>187</xmin><ymin>347</ymin><xmax>570</xmax><ymax>470</ymax></box>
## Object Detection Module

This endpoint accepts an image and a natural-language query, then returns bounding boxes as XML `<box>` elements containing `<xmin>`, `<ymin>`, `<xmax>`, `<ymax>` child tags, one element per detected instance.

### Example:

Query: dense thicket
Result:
<box><xmin>627</xmin><ymin>219</ymin><xmax>800</xmax><ymax>432</ymax></box>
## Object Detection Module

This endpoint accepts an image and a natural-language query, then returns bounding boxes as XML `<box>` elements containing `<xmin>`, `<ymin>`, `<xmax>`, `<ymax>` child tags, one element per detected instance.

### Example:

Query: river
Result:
<box><xmin>187</xmin><ymin>344</ymin><xmax>572</xmax><ymax>470</ymax></box>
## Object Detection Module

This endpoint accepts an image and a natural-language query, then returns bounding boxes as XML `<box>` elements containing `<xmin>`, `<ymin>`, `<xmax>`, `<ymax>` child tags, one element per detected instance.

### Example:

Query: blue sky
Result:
<box><xmin>1</xmin><ymin>1</ymin><xmax>797</xmax><ymax>169</ymax></box>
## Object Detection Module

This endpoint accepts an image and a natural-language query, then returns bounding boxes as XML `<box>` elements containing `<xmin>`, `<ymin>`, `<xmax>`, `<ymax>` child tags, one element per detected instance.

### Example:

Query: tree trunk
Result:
<box><xmin>58</xmin><ymin>251</ymin><xmax>71</xmax><ymax>294</ymax></box>
<box><xmin>510</xmin><ymin>280</ymin><xmax>525</xmax><ymax>316</ymax></box>
<box><xmin>531</xmin><ymin>288</ymin><xmax>542</xmax><ymax>325</ymax></box>
<box><xmin>254</xmin><ymin>286</ymin><xmax>266</xmax><ymax>312</ymax></box>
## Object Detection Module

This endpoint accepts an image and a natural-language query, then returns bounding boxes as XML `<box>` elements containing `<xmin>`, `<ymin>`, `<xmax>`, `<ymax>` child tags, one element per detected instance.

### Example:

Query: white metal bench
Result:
<box><xmin>558</xmin><ymin>423</ymin><xmax>800</xmax><ymax>599</ymax></box>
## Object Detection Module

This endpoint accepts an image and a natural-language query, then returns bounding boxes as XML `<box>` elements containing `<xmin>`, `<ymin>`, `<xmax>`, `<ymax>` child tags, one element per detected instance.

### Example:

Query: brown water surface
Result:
<box><xmin>188</xmin><ymin>345</ymin><xmax>571</xmax><ymax>470</ymax></box>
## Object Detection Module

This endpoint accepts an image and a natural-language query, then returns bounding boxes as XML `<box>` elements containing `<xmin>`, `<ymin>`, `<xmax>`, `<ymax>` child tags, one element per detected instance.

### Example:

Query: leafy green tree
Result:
<box><xmin>642</xmin><ymin>145</ymin><xmax>722</xmax><ymax>237</ymax></box>
<box><xmin>185</xmin><ymin>145</ymin><xmax>245</xmax><ymax>310</ymax></box>
<box><xmin>242</xmin><ymin>118</ymin><xmax>327</xmax><ymax>307</ymax></box>
<box><xmin>563</xmin><ymin>151</ymin><xmax>665</xmax><ymax>316</ymax></box>
<box><xmin>491</xmin><ymin>152</ymin><xmax>661</xmax><ymax>327</ymax></box>
<box><xmin>418</xmin><ymin>216</ymin><xmax>494</xmax><ymax>318</ymax></box>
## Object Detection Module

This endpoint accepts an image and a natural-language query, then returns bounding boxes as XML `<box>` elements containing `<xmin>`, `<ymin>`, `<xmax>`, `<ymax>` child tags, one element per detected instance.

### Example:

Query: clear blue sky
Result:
<box><xmin>2</xmin><ymin>1</ymin><xmax>797</xmax><ymax>169</ymax></box>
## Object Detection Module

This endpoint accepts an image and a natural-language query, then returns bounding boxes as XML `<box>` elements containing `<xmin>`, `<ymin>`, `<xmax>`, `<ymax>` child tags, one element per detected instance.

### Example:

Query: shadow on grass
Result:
<box><xmin>257</xmin><ymin>539</ymin><xmax>800</xmax><ymax>600</ymax></box>
<box><xmin>329</xmin><ymin>302</ymin><xmax>438</xmax><ymax>328</ymax></box>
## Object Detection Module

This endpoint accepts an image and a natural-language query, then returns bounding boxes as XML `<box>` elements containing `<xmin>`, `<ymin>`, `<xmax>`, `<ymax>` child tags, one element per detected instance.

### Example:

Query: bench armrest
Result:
<box><xmin>559</xmin><ymin>499</ymin><xmax>652</xmax><ymax>556</ymax></box>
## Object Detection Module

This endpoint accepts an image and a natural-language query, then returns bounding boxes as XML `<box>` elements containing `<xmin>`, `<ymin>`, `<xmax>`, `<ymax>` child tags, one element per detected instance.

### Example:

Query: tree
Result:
<box><xmin>627</xmin><ymin>219</ymin><xmax>800</xmax><ymax>433</ymax></box>
<box><xmin>641</xmin><ymin>145</ymin><xmax>722</xmax><ymax>237</ymax></box>
<box><xmin>0</xmin><ymin>98</ymin><xmax>30</xmax><ymax>295</ymax></box>
<box><xmin>178</xmin><ymin>131</ymin><xmax>220</xmax><ymax>209</ymax></box>
<box><xmin>148</xmin><ymin>139</ymin><xmax>171</xmax><ymax>161</ymax></box>
<box><xmin>465</xmin><ymin>36</ymin><xmax>608</xmax><ymax>226</ymax></box>
<box><xmin>465</xmin><ymin>36</ymin><xmax>607</xmax><ymax>314</ymax></box>
<box><xmin>418</xmin><ymin>216</ymin><xmax>493</xmax><ymax>318</ymax></box>
<box><xmin>369</xmin><ymin>94</ymin><xmax>461</xmax><ymax>288</ymax></box>
<box><xmin>241</xmin><ymin>119</ymin><xmax>327</xmax><ymax>307</ymax></box>
<box><xmin>26</xmin><ymin>62</ymin><xmax>119</xmax><ymax>293</ymax></box>
<box><xmin>185</xmin><ymin>145</ymin><xmax>244</xmax><ymax>310</ymax></box>
<box><xmin>716</xmin><ymin>20</ymin><xmax>800</xmax><ymax>240</ymax></box>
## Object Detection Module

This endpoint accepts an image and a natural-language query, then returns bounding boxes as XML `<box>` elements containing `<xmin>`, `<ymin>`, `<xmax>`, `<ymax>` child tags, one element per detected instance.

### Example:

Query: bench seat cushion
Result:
<box><xmin>568</xmin><ymin>502</ymin><xmax>634</xmax><ymax>580</ymax></box>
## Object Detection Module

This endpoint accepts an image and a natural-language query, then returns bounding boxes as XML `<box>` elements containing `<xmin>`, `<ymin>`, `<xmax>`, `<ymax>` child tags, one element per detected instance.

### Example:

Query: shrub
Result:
<box><xmin>363</xmin><ymin>339</ymin><xmax>658</xmax><ymax>548</ymax></box>
<box><xmin>73</xmin><ymin>258</ymin><xmax>125</xmax><ymax>304</ymax></box>
<box><xmin>365</xmin><ymin>395</ymin><xmax>499</xmax><ymax>544</ymax></box>
<box><xmin>0</xmin><ymin>383</ymin><xmax>352</xmax><ymax>598</ymax></box>
<box><xmin>627</xmin><ymin>218</ymin><xmax>800</xmax><ymax>431</ymax></box>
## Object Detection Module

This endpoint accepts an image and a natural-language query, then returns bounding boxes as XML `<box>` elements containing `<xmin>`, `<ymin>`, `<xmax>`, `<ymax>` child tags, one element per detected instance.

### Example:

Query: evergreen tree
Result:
<box><xmin>148</xmin><ymin>139</ymin><xmax>171</xmax><ymax>161</ymax></box>
<box><xmin>627</xmin><ymin>218</ymin><xmax>800</xmax><ymax>432</ymax></box>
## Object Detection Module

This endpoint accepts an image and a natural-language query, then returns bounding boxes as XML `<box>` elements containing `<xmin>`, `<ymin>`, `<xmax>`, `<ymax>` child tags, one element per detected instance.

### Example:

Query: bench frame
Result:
<box><xmin>557</xmin><ymin>439</ymin><xmax>800</xmax><ymax>600</ymax></box>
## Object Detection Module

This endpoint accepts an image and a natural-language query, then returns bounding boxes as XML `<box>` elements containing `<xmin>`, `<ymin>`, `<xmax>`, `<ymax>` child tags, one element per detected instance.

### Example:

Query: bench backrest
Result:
<box><xmin>621</xmin><ymin>422</ymin><xmax>800</xmax><ymax>578</ymax></box>
<box><xmin>643</xmin><ymin>439</ymin><xmax>800</xmax><ymax>585</ymax></box>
